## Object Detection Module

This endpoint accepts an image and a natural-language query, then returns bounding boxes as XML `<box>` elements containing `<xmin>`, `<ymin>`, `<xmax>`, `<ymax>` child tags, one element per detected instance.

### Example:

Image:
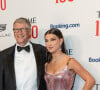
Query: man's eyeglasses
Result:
<box><xmin>13</xmin><ymin>28</ymin><xmax>30</xmax><ymax>33</ymax></box>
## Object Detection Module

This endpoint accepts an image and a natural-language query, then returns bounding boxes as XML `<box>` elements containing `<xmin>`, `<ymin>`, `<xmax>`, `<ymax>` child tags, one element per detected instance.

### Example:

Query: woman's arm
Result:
<box><xmin>68</xmin><ymin>58</ymin><xmax>95</xmax><ymax>90</ymax></box>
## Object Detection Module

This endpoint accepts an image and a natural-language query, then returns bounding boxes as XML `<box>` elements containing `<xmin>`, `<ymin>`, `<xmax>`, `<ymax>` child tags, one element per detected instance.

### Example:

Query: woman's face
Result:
<box><xmin>45</xmin><ymin>34</ymin><xmax>63</xmax><ymax>53</ymax></box>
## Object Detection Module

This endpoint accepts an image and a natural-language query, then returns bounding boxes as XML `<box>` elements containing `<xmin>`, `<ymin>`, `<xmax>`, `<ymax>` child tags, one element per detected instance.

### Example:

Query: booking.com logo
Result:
<box><xmin>50</xmin><ymin>23</ymin><xmax>80</xmax><ymax>29</ymax></box>
<box><xmin>89</xmin><ymin>57</ymin><xmax>100</xmax><ymax>62</ymax></box>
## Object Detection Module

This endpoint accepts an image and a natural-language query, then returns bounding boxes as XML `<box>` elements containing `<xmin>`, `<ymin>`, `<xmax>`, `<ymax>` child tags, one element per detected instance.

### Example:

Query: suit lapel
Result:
<box><xmin>31</xmin><ymin>43</ymin><xmax>41</xmax><ymax>86</ymax></box>
<box><xmin>6</xmin><ymin>43</ymin><xmax>43</xmax><ymax>89</ymax></box>
<box><xmin>31</xmin><ymin>43</ymin><xmax>40</xmax><ymax>69</ymax></box>
<box><xmin>32</xmin><ymin>43</ymin><xmax>39</xmax><ymax>64</ymax></box>
<box><xmin>7</xmin><ymin>45</ymin><xmax>16</xmax><ymax>86</ymax></box>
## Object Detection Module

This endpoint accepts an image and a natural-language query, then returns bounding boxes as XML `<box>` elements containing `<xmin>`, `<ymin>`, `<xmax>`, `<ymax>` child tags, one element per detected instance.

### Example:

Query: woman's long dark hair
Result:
<box><xmin>44</xmin><ymin>28</ymin><xmax>67</xmax><ymax>63</ymax></box>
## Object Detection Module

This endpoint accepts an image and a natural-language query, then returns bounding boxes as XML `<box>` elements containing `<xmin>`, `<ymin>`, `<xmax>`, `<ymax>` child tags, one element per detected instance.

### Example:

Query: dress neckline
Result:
<box><xmin>45</xmin><ymin>65</ymin><xmax>67</xmax><ymax>76</ymax></box>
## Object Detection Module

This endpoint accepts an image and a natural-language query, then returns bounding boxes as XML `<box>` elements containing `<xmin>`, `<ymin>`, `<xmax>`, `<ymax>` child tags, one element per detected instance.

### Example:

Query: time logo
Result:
<box><xmin>56</xmin><ymin>0</ymin><xmax>74</xmax><ymax>3</ymax></box>
<box><xmin>0</xmin><ymin>0</ymin><xmax>6</xmax><ymax>10</ymax></box>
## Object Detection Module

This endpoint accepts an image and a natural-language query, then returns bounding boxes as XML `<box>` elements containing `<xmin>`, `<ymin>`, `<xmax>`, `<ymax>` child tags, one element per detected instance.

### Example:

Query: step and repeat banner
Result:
<box><xmin>0</xmin><ymin>0</ymin><xmax>100</xmax><ymax>90</ymax></box>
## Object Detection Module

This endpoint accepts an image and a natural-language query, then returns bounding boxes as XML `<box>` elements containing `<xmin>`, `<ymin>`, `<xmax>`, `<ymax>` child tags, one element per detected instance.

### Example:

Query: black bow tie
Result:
<box><xmin>17</xmin><ymin>45</ymin><xmax>30</xmax><ymax>52</ymax></box>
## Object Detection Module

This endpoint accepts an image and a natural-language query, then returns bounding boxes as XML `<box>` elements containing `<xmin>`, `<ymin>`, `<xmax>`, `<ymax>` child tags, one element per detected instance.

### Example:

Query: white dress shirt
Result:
<box><xmin>14</xmin><ymin>42</ymin><xmax>37</xmax><ymax>90</ymax></box>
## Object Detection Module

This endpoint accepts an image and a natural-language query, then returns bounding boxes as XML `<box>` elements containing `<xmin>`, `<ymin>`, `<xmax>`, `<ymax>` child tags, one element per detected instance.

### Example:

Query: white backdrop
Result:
<box><xmin>0</xmin><ymin>0</ymin><xmax>100</xmax><ymax>89</ymax></box>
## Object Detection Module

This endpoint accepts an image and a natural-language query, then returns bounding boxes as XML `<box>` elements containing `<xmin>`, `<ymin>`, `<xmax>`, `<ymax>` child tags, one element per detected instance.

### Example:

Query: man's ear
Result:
<box><xmin>28</xmin><ymin>30</ymin><xmax>31</xmax><ymax>39</ymax></box>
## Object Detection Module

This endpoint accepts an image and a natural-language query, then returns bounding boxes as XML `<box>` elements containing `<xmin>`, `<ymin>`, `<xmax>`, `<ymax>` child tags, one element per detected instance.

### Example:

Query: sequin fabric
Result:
<box><xmin>44</xmin><ymin>66</ymin><xmax>76</xmax><ymax>90</ymax></box>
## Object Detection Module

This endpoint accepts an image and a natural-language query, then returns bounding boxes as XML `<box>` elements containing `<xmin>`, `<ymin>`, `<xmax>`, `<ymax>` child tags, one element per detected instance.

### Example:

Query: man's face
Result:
<box><xmin>13</xmin><ymin>23</ymin><xmax>31</xmax><ymax>46</ymax></box>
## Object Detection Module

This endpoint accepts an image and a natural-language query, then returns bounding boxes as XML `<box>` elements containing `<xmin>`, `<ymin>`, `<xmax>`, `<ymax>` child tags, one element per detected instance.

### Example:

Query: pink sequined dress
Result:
<box><xmin>44</xmin><ymin>66</ymin><xmax>76</xmax><ymax>90</ymax></box>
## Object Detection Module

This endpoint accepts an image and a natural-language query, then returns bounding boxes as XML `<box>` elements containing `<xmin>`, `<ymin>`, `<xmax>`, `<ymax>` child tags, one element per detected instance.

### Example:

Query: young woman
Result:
<box><xmin>44</xmin><ymin>28</ymin><xmax>95</xmax><ymax>90</ymax></box>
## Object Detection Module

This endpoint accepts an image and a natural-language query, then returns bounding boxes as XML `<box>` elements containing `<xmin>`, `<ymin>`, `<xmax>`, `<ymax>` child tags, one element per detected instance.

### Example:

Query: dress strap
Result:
<box><xmin>67</xmin><ymin>58</ymin><xmax>73</xmax><ymax>65</ymax></box>
<box><xmin>45</xmin><ymin>63</ymin><xmax>48</xmax><ymax>72</ymax></box>
<box><xmin>67</xmin><ymin>58</ymin><xmax>75</xmax><ymax>72</ymax></box>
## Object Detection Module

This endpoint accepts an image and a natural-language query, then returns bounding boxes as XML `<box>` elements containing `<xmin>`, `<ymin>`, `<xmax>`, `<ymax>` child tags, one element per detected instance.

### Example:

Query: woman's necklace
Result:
<box><xmin>52</xmin><ymin>54</ymin><xmax>65</xmax><ymax>62</ymax></box>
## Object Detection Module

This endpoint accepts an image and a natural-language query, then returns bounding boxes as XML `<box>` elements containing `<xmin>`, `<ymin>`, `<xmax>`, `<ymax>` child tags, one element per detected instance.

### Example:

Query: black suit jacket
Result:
<box><xmin>0</xmin><ymin>43</ymin><xmax>47</xmax><ymax>90</ymax></box>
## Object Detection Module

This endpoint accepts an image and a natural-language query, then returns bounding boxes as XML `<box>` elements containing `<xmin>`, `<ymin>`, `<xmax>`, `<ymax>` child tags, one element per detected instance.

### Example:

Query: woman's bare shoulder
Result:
<box><xmin>67</xmin><ymin>57</ymin><xmax>80</xmax><ymax>69</ymax></box>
